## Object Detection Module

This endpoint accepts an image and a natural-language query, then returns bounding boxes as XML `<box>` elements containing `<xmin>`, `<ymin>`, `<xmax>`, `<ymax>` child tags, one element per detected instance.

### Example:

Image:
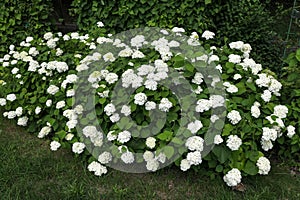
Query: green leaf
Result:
<box><xmin>157</xmin><ymin>130</ymin><xmax>173</xmax><ymax>141</ymax></box>
<box><xmin>212</xmin><ymin>145</ymin><xmax>231</xmax><ymax>163</ymax></box>
<box><xmin>163</xmin><ymin>146</ymin><xmax>174</xmax><ymax>159</ymax></box>
<box><xmin>243</xmin><ymin>160</ymin><xmax>258</xmax><ymax>175</ymax></box>
<box><xmin>205</xmin><ymin>0</ymin><xmax>212</xmax><ymax>4</ymax></box>
<box><xmin>215</xmin><ymin>164</ymin><xmax>223</xmax><ymax>172</ymax></box>
<box><xmin>185</xmin><ymin>63</ymin><xmax>194</xmax><ymax>72</ymax></box>
<box><xmin>56</xmin><ymin>130</ymin><xmax>67</xmax><ymax>139</ymax></box>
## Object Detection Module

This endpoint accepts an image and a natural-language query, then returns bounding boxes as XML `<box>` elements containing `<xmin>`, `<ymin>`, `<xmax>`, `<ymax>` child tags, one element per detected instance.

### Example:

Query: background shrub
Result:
<box><xmin>69</xmin><ymin>0</ymin><xmax>283</xmax><ymax>72</ymax></box>
<box><xmin>0</xmin><ymin>0</ymin><xmax>54</xmax><ymax>56</ymax></box>
<box><xmin>277</xmin><ymin>48</ymin><xmax>300</xmax><ymax>162</ymax></box>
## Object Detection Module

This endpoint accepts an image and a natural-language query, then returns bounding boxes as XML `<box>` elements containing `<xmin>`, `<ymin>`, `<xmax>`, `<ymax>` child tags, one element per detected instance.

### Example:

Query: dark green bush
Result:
<box><xmin>0</xmin><ymin>0</ymin><xmax>54</xmax><ymax>56</ymax></box>
<box><xmin>277</xmin><ymin>48</ymin><xmax>300</xmax><ymax>162</ymax></box>
<box><xmin>69</xmin><ymin>0</ymin><xmax>283</xmax><ymax>72</ymax></box>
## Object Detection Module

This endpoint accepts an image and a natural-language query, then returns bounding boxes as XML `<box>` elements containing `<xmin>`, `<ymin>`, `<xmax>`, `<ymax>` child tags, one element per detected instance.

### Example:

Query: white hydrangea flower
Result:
<box><xmin>35</xmin><ymin>106</ymin><xmax>41</xmax><ymax>115</ymax></box>
<box><xmin>287</xmin><ymin>125</ymin><xmax>296</xmax><ymax>138</ymax></box>
<box><xmin>107</xmin><ymin>130</ymin><xmax>117</xmax><ymax>141</ymax></box>
<box><xmin>15</xmin><ymin>107</ymin><xmax>23</xmax><ymax>117</ymax></box>
<box><xmin>214</xmin><ymin>135</ymin><xmax>223</xmax><ymax>145</ymax></box>
<box><xmin>88</xmin><ymin>161</ymin><xmax>107</xmax><ymax>176</ymax></box>
<box><xmin>273</xmin><ymin>105</ymin><xmax>288</xmax><ymax>119</ymax></box>
<box><xmin>66</xmin><ymin>89</ymin><xmax>75</xmax><ymax>97</ymax></box>
<box><xmin>121</xmin><ymin>105</ymin><xmax>131</xmax><ymax>116</ymax></box>
<box><xmin>145</xmin><ymin>101</ymin><xmax>156</xmax><ymax>111</ymax></box>
<box><xmin>186</xmin><ymin>151</ymin><xmax>202</xmax><ymax>165</ymax></box>
<box><xmin>103</xmin><ymin>52</ymin><xmax>115</xmax><ymax>62</ymax></box>
<box><xmin>265</xmin><ymin>115</ymin><xmax>285</xmax><ymax>128</ymax></box>
<box><xmin>256</xmin><ymin>156</ymin><xmax>271</xmax><ymax>175</ymax></box>
<box><xmin>158</xmin><ymin>98</ymin><xmax>173</xmax><ymax>112</ymax></box>
<box><xmin>134</xmin><ymin>93</ymin><xmax>147</xmax><ymax>105</ymax></box>
<box><xmin>180</xmin><ymin>159</ymin><xmax>191</xmax><ymax>171</ymax></box>
<box><xmin>208</xmin><ymin>55</ymin><xmax>219</xmax><ymax>64</ymax></box>
<box><xmin>255</xmin><ymin>73</ymin><xmax>271</xmax><ymax>88</ymax></box>
<box><xmin>146</xmin><ymin>137</ymin><xmax>156</xmax><ymax>149</ymax></box>
<box><xmin>172</xmin><ymin>27</ymin><xmax>185</xmax><ymax>33</ymax></box>
<box><xmin>121</xmin><ymin>151</ymin><xmax>134</xmax><ymax>164</ymax></box>
<box><xmin>117</xmin><ymin>130</ymin><xmax>131</xmax><ymax>144</ymax></box>
<box><xmin>155</xmin><ymin>152</ymin><xmax>166</xmax><ymax>163</ymax></box>
<box><xmin>47</xmin><ymin>85</ymin><xmax>59</xmax><ymax>95</ymax></box>
<box><xmin>223</xmin><ymin>168</ymin><xmax>242</xmax><ymax>187</ymax></box>
<box><xmin>251</xmin><ymin>104</ymin><xmax>260</xmax><ymax>118</ymax></box>
<box><xmin>97</xmin><ymin>21</ymin><xmax>104</xmax><ymax>27</ymax></box>
<box><xmin>65</xmin><ymin>133</ymin><xmax>74</xmax><ymax>141</ymax></box>
<box><xmin>187</xmin><ymin>120</ymin><xmax>203</xmax><ymax>134</ymax></box>
<box><xmin>118</xmin><ymin>48</ymin><xmax>133</xmax><ymax>57</ymax></box>
<box><xmin>143</xmin><ymin>151</ymin><xmax>154</xmax><ymax>162</ymax></box>
<box><xmin>82</xmin><ymin>125</ymin><xmax>100</xmax><ymax>138</ymax></box>
<box><xmin>0</xmin><ymin>98</ymin><xmax>7</xmax><ymax>106</ymax></box>
<box><xmin>227</xmin><ymin>110</ymin><xmax>241</xmax><ymax>125</ymax></box>
<box><xmin>132</xmin><ymin>50</ymin><xmax>145</xmax><ymax>58</ymax></box>
<box><xmin>7</xmin><ymin>111</ymin><xmax>16</xmax><ymax>119</ymax></box>
<box><xmin>105</xmin><ymin>73</ymin><xmax>118</xmax><ymax>84</ymax></box>
<box><xmin>46</xmin><ymin>99</ymin><xmax>52</xmax><ymax>107</ymax></box>
<box><xmin>6</xmin><ymin>93</ymin><xmax>16</xmax><ymax>101</ymax></box>
<box><xmin>185</xmin><ymin>136</ymin><xmax>204</xmax><ymax>151</ymax></box>
<box><xmin>55</xmin><ymin>48</ymin><xmax>63</xmax><ymax>56</ymax></box>
<box><xmin>201</xmin><ymin>30</ymin><xmax>215</xmax><ymax>40</ymax></box>
<box><xmin>44</xmin><ymin>32</ymin><xmax>53</xmax><ymax>40</ymax></box>
<box><xmin>209</xmin><ymin>95</ymin><xmax>225</xmax><ymax>108</ymax></box>
<box><xmin>72</xmin><ymin>142</ymin><xmax>86</xmax><ymax>154</ymax></box>
<box><xmin>260</xmin><ymin>139</ymin><xmax>273</xmax><ymax>151</ymax></box>
<box><xmin>226</xmin><ymin>135</ymin><xmax>242</xmax><ymax>151</ymax></box>
<box><xmin>192</xmin><ymin>72</ymin><xmax>204</xmax><ymax>85</ymax></box>
<box><xmin>110</xmin><ymin>113</ymin><xmax>120</xmax><ymax>123</ymax></box>
<box><xmin>50</xmin><ymin>141</ymin><xmax>61</xmax><ymax>151</ymax></box>
<box><xmin>98</xmin><ymin>152</ymin><xmax>112</xmax><ymax>164</ymax></box>
<box><xmin>11</xmin><ymin>67</ymin><xmax>19</xmax><ymax>74</ymax></box>
<box><xmin>229</xmin><ymin>41</ymin><xmax>244</xmax><ymax>50</ymax></box>
<box><xmin>38</xmin><ymin>126</ymin><xmax>51</xmax><ymax>138</ymax></box>
<box><xmin>104</xmin><ymin>103</ymin><xmax>116</xmax><ymax>116</ymax></box>
<box><xmin>262</xmin><ymin>127</ymin><xmax>277</xmax><ymax>141</ymax></box>
<box><xmin>17</xmin><ymin>116</ymin><xmax>28</xmax><ymax>126</ymax></box>
<box><xmin>146</xmin><ymin>159</ymin><xmax>160</xmax><ymax>172</ymax></box>
<box><xmin>233</xmin><ymin>74</ymin><xmax>242</xmax><ymax>80</ymax></box>
<box><xmin>56</xmin><ymin>101</ymin><xmax>66</xmax><ymax>109</ymax></box>
<box><xmin>228</xmin><ymin>54</ymin><xmax>241</xmax><ymax>64</ymax></box>
<box><xmin>144</xmin><ymin>79</ymin><xmax>158</xmax><ymax>91</ymax></box>
<box><xmin>261</xmin><ymin>90</ymin><xmax>272</xmax><ymax>102</ymax></box>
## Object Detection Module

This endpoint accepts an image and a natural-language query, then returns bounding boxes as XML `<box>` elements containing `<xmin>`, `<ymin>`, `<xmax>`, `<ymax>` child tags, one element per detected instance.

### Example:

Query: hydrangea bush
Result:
<box><xmin>0</xmin><ymin>24</ymin><xmax>294</xmax><ymax>187</ymax></box>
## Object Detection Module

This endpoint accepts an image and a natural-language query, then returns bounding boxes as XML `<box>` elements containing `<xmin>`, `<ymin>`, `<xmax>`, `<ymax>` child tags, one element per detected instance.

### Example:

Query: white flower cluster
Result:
<box><xmin>226</xmin><ymin>135</ymin><xmax>242</xmax><ymax>151</ymax></box>
<box><xmin>185</xmin><ymin>136</ymin><xmax>204</xmax><ymax>151</ymax></box>
<box><xmin>227</xmin><ymin>110</ymin><xmax>242</xmax><ymax>125</ymax></box>
<box><xmin>251</xmin><ymin>101</ymin><xmax>261</xmax><ymax>118</ymax></box>
<box><xmin>98</xmin><ymin>151</ymin><xmax>112</xmax><ymax>164</ymax></box>
<box><xmin>223</xmin><ymin>82</ymin><xmax>238</xmax><ymax>93</ymax></box>
<box><xmin>145</xmin><ymin>137</ymin><xmax>156</xmax><ymax>149</ymax></box>
<box><xmin>187</xmin><ymin>120</ymin><xmax>203</xmax><ymax>134</ymax></box>
<box><xmin>223</xmin><ymin>168</ymin><xmax>242</xmax><ymax>187</ymax></box>
<box><xmin>143</xmin><ymin>151</ymin><xmax>166</xmax><ymax>172</ymax></box>
<box><xmin>256</xmin><ymin>156</ymin><xmax>271</xmax><ymax>175</ymax></box>
<box><xmin>82</xmin><ymin>125</ymin><xmax>103</xmax><ymax>147</ymax></box>
<box><xmin>72</xmin><ymin>142</ymin><xmax>86</xmax><ymax>154</ymax></box>
<box><xmin>88</xmin><ymin>161</ymin><xmax>107</xmax><ymax>176</ymax></box>
<box><xmin>287</xmin><ymin>125</ymin><xmax>296</xmax><ymax>138</ymax></box>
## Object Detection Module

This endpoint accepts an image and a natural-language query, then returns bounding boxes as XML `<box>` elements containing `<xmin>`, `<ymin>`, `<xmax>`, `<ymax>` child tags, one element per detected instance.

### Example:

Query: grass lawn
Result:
<box><xmin>0</xmin><ymin>116</ymin><xmax>299</xmax><ymax>200</ymax></box>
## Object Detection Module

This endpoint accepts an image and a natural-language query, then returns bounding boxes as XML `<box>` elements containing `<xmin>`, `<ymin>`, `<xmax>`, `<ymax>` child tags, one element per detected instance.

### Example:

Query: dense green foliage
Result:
<box><xmin>69</xmin><ymin>0</ymin><xmax>282</xmax><ymax>70</ymax></box>
<box><xmin>277</xmin><ymin>48</ymin><xmax>300</xmax><ymax>162</ymax></box>
<box><xmin>0</xmin><ymin>0</ymin><xmax>54</xmax><ymax>56</ymax></box>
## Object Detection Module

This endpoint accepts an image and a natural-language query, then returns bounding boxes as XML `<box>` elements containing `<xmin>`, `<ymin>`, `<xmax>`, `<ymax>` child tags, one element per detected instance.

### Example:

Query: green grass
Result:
<box><xmin>0</xmin><ymin>117</ymin><xmax>299</xmax><ymax>200</ymax></box>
